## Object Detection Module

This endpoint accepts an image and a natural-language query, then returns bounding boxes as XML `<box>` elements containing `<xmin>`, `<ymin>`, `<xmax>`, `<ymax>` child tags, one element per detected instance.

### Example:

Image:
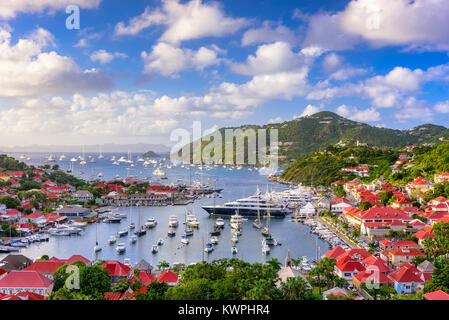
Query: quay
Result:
<box><xmin>316</xmin><ymin>216</ymin><xmax>360</xmax><ymax>249</ymax></box>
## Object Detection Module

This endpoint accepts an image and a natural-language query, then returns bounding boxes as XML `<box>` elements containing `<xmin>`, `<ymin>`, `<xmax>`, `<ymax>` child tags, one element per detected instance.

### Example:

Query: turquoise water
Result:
<box><xmin>2</xmin><ymin>152</ymin><xmax>330</xmax><ymax>266</ymax></box>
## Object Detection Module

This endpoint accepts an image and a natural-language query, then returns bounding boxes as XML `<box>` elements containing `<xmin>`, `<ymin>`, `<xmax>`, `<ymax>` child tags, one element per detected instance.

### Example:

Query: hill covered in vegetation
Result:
<box><xmin>174</xmin><ymin>111</ymin><xmax>449</xmax><ymax>165</ymax></box>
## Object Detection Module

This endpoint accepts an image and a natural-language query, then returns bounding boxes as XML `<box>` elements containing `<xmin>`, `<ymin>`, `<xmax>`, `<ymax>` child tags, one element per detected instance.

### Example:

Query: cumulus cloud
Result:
<box><xmin>115</xmin><ymin>0</ymin><xmax>249</xmax><ymax>44</ymax></box>
<box><xmin>435</xmin><ymin>100</ymin><xmax>449</xmax><ymax>113</ymax></box>
<box><xmin>231</xmin><ymin>42</ymin><xmax>312</xmax><ymax>76</ymax></box>
<box><xmin>0</xmin><ymin>0</ymin><xmax>102</xmax><ymax>19</ymax></box>
<box><xmin>141</xmin><ymin>42</ymin><xmax>220</xmax><ymax>77</ymax></box>
<box><xmin>322</xmin><ymin>52</ymin><xmax>343</xmax><ymax>72</ymax></box>
<box><xmin>294</xmin><ymin>105</ymin><xmax>322</xmax><ymax>118</ymax></box>
<box><xmin>241</xmin><ymin>21</ymin><xmax>298</xmax><ymax>47</ymax></box>
<box><xmin>336</xmin><ymin>105</ymin><xmax>380</xmax><ymax>122</ymax></box>
<box><xmin>0</xmin><ymin>26</ymin><xmax>113</xmax><ymax>98</ymax></box>
<box><xmin>90</xmin><ymin>50</ymin><xmax>128</xmax><ymax>64</ymax></box>
<box><xmin>303</xmin><ymin>0</ymin><xmax>449</xmax><ymax>52</ymax></box>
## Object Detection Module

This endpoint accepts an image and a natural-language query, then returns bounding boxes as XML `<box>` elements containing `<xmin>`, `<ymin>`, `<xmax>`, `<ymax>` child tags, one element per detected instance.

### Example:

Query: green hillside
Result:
<box><xmin>173</xmin><ymin>111</ymin><xmax>449</xmax><ymax>165</ymax></box>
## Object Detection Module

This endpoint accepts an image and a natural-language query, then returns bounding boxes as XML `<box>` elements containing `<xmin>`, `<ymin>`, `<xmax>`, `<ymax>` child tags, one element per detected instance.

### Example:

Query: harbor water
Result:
<box><xmin>2</xmin><ymin>152</ymin><xmax>330</xmax><ymax>266</ymax></box>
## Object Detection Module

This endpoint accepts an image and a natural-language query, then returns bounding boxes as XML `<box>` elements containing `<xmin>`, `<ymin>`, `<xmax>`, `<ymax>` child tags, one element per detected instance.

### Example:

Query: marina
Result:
<box><xmin>1</xmin><ymin>152</ymin><xmax>331</xmax><ymax>266</ymax></box>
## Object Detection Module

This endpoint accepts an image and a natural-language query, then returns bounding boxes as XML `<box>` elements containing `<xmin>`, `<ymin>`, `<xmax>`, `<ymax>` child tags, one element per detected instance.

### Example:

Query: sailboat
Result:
<box><xmin>93</xmin><ymin>221</ymin><xmax>102</xmax><ymax>252</ymax></box>
<box><xmin>261</xmin><ymin>190</ymin><xmax>276</xmax><ymax>246</ymax></box>
<box><xmin>134</xmin><ymin>205</ymin><xmax>146</xmax><ymax>237</ymax></box>
<box><xmin>98</xmin><ymin>145</ymin><xmax>104</xmax><ymax>159</ymax></box>
<box><xmin>80</xmin><ymin>146</ymin><xmax>87</xmax><ymax>166</ymax></box>
<box><xmin>182</xmin><ymin>211</ymin><xmax>194</xmax><ymax>237</ymax></box>
<box><xmin>128</xmin><ymin>205</ymin><xmax>135</xmax><ymax>230</ymax></box>
<box><xmin>253</xmin><ymin>186</ymin><xmax>263</xmax><ymax>229</ymax></box>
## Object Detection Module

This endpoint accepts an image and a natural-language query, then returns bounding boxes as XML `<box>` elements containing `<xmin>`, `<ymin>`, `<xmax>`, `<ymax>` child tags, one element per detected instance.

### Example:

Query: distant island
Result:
<box><xmin>142</xmin><ymin>150</ymin><xmax>160</xmax><ymax>158</ymax></box>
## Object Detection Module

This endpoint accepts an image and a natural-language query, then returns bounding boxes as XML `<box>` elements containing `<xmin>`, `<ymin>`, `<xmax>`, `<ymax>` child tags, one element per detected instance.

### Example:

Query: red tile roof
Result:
<box><xmin>104</xmin><ymin>292</ymin><xmax>122</xmax><ymax>300</ymax></box>
<box><xmin>423</xmin><ymin>290</ymin><xmax>449</xmax><ymax>300</ymax></box>
<box><xmin>66</xmin><ymin>255</ymin><xmax>91</xmax><ymax>265</ymax></box>
<box><xmin>157</xmin><ymin>270</ymin><xmax>179</xmax><ymax>284</ymax></box>
<box><xmin>388</xmin><ymin>248</ymin><xmax>425</xmax><ymax>257</ymax></box>
<box><xmin>24</xmin><ymin>261</ymin><xmax>63</xmax><ymax>274</ymax></box>
<box><xmin>0</xmin><ymin>271</ymin><xmax>53</xmax><ymax>288</ymax></box>
<box><xmin>336</xmin><ymin>260</ymin><xmax>366</xmax><ymax>273</ymax></box>
<box><xmin>131</xmin><ymin>271</ymin><xmax>156</xmax><ymax>285</ymax></box>
<box><xmin>389</xmin><ymin>266</ymin><xmax>425</xmax><ymax>284</ymax></box>
<box><xmin>0</xmin><ymin>292</ymin><xmax>45</xmax><ymax>300</ymax></box>
<box><xmin>353</xmin><ymin>270</ymin><xmax>393</xmax><ymax>284</ymax></box>
<box><xmin>323</xmin><ymin>246</ymin><xmax>346</xmax><ymax>259</ymax></box>
<box><xmin>102</xmin><ymin>261</ymin><xmax>131</xmax><ymax>277</ymax></box>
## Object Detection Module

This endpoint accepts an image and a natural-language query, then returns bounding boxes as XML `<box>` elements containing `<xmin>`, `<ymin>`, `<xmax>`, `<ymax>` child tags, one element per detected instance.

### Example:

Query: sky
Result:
<box><xmin>1</xmin><ymin>0</ymin><xmax>449</xmax><ymax>148</ymax></box>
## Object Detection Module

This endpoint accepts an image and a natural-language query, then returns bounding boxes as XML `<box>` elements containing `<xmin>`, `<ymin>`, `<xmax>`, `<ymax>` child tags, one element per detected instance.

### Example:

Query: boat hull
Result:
<box><xmin>202</xmin><ymin>206</ymin><xmax>287</xmax><ymax>217</ymax></box>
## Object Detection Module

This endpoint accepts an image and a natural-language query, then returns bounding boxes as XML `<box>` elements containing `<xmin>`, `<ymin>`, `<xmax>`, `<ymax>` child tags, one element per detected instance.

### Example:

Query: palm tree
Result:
<box><xmin>320</xmin><ymin>257</ymin><xmax>337</xmax><ymax>290</ymax></box>
<box><xmin>265</xmin><ymin>257</ymin><xmax>282</xmax><ymax>271</ymax></box>
<box><xmin>291</xmin><ymin>258</ymin><xmax>303</xmax><ymax>270</ymax></box>
<box><xmin>158</xmin><ymin>260</ymin><xmax>170</xmax><ymax>271</ymax></box>
<box><xmin>310</xmin><ymin>263</ymin><xmax>325</xmax><ymax>295</ymax></box>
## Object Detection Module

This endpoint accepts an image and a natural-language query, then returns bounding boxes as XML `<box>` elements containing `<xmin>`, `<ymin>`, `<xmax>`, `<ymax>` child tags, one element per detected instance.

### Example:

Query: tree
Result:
<box><xmin>158</xmin><ymin>260</ymin><xmax>170</xmax><ymax>271</ymax></box>
<box><xmin>0</xmin><ymin>196</ymin><xmax>20</xmax><ymax>209</ymax></box>
<box><xmin>265</xmin><ymin>257</ymin><xmax>282</xmax><ymax>271</ymax></box>
<box><xmin>319</xmin><ymin>257</ymin><xmax>337</xmax><ymax>290</ymax></box>
<box><xmin>351</xmin><ymin>229</ymin><xmax>360</xmax><ymax>238</ymax></box>
<box><xmin>112</xmin><ymin>278</ymin><xmax>131</xmax><ymax>294</ymax></box>
<box><xmin>379</xmin><ymin>191</ymin><xmax>394</xmax><ymax>206</ymax></box>
<box><xmin>134</xmin><ymin>281</ymin><xmax>169</xmax><ymax>300</ymax></box>
<box><xmin>423</xmin><ymin>221</ymin><xmax>449</xmax><ymax>264</ymax></box>
<box><xmin>359</xmin><ymin>201</ymin><xmax>373</xmax><ymax>211</ymax></box>
<box><xmin>310</xmin><ymin>263</ymin><xmax>325</xmax><ymax>295</ymax></box>
<box><xmin>425</xmin><ymin>263</ymin><xmax>449</xmax><ymax>293</ymax></box>
<box><xmin>79</xmin><ymin>266</ymin><xmax>111</xmax><ymax>296</ymax></box>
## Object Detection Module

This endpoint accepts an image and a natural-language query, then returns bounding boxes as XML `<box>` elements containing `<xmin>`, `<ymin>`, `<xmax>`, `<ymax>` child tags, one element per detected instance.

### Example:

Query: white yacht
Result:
<box><xmin>108</xmin><ymin>236</ymin><xmax>117</xmax><ymax>245</ymax></box>
<box><xmin>129</xmin><ymin>235</ymin><xmax>137</xmax><ymax>244</ymax></box>
<box><xmin>168</xmin><ymin>215</ymin><xmax>179</xmax><ymax>227</ymax></box>
<box><xmin>186</xmin><ymin>213</ymin><xmax>200</xmax><ymax>228</ymax></box>
<box><xmin>116</xmin><ymin>243</ymin><xmax>126</xmax><ymax>254</ymax></box>
<box><xmin>145</xmin><ymin>218</ymin><xmax>157</xmax><ymax>228</ymax></box>
<box><xmin>153</xmin><ymin>168</ymin><xmax>166</xmax><ymax>176</ymax></box>
<box><xmin>202</xmin><ymin>188</ymin><xmax>290</xmax><ymax>217</ymax></box>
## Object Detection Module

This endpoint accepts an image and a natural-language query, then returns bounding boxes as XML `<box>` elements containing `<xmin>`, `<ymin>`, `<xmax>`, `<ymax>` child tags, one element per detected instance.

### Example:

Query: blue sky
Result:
<box><xmin>1</xmin><ymin>0</ymin><xmax>449</xmax><ymax>147</ymax></box>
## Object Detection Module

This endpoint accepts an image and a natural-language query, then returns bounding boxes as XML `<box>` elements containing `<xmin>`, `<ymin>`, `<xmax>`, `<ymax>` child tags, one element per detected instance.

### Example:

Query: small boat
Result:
<box><xmin>186</xmin><ymin>213</ymin><xmax>200</xmax><ymax>228</ymax></box>
<box><xmin>168</xmin><ymin>215</ymin><xmax>179</xmax><ymax>227</ymax></box>
<box><xmin>215</xmin><ymin>218</ymin><xmax>225</xmax><ymax>229</ymax></box>
<box><xmin>108</xmin><ymin>236</ymin><xmax>117</xmax><ymax>245</ymax></box>
<box><xmin>181</xmin><ymin>235</ymin><xmax>189</xmax><ymax>245</ymax></box>
<box><xmin>209</xmin><ymin>226</ymin><xmax>221</xmax><ymax>236</ymax></box>
<box><xmin>118</xmin><ymin>230</ymin><xmax>128</xmax><ymax>237</ymax></box>
<box><xmin>129</xmin><ymin>235</ymin><xmax>137</xmax><ymax>244</ymax></box>
<box><xmin>231</xmin><ymin>245</ymin><xmax>238</xmax><ymax>254</ymax></box>
<box><xmin>231</xmin><ymin>228</ymin><xmax>242</xmax><ymax>236</ymax></box>
<box><xmin>124</xmin><ymin>258</ymin><xmax>131</xmax><ymax>267</ymax></box>
<box><xmin>262</xmin><ymin>244</ymin><xmax>271</xmax><ymax>255</ymax></box>
<box><xmin>231</xmin><ymin>235</ymin><xmax>239</xmax><ymax>243</ymax></box>
<box><xmin>151</xmin><ymin>245</ymin><xmax>159</xmax><ymax>254</ymax></box>
<box><xmin>70</xmin><ymin>221</ymin><xmax>88</xmax><ymax>228</ymax></box>
<box><xmin>168</xmin><ymin>228</ymin><xmax>176</xmax><ymax>237</ymax></box>
<box><xmin>210</xmin><ymin>236</ymin><xmax>219</xmax><ymax>244</ymax></box>
<box><xmin>145</xmin><ymin>218</ymin><xmax>157</xmax><ymax>228</ymax></box>
<box><xmin>134</xmin><ymin>228</ymin><xmax>146</xmax><ymax>237</ymax></box>
<box><xmin>157</xmin><ymin>238</ymin><xmax>164</xmax><ymax>246</ymax></box>
<box><xmin>129</xmin><ymin>223</ymin><xmax>135</xmax><ymax>230</ymax></box>
<box><xmin>204</xmin><ymin>243</ymin><xmax>214</xmax><ymax>253</ymax></box>
<box><xmin>10</xmin><ymin>242</ymin><xmax>26</xmax><ymax>248</ymax></box>
<box><xmin>116</xmin><ymin>243</ymin><xmax>126</xmax><ymax>254</ymax></box>
<box><xmin>253</xmin><ymin>219</ymin><xmax>263</xmax><ymax>229</ymax></box>
<box><xmin>94</xmin><ymin>243</ymin><xmax>102</xmax><ymax>253</ymax></box>
<box><xmin>103</xmin><ymin>217</ymin><xmax>122</xmax><ymax>224</ymax></box>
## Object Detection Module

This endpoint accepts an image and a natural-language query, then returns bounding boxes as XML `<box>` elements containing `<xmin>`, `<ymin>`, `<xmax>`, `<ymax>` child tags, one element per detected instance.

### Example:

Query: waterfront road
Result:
<box><xmin>316</xmin><ymin>216</ymin><xmax>360</xmax><ymax>249</ymax></box>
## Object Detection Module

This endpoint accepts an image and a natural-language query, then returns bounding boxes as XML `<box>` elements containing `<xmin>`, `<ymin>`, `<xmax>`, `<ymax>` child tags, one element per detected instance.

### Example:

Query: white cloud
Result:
<box><xmin>295</xmin><ymin>105</ymin><xmax>322</xmax><ymax>118</ymax></box>
<box><xmin>141</xmin><ymin>42</ymin><xmax>220</xmax><ymax>77</ymax></box>
<box><xmin>231</xmin><ymin>42</ymin><xmax>307</xmax><ymax>76</ymax></box>
<box><xmin>303</xmin><ymin>0</ymin><xmax>449</xmax><ymax>52</ymax></box>
<box><xmin>395</xmin><ymin>97</ymin><xmax>433</xmax><ymax>120</ymax></box>
<box><xmin>0</xmin><ymin>0</ymin><xmax>102</xmax><ymax>19</ymax></box>
<box><xmin>268</xmin><ymin>117</ymin><xmax>283</xmax><ymax>124</ymax></box>
<box><xmin>336</xmin><ymin>105</ymin><xmax>380</xmax><ymax>122</ymax></box>
<box><xmin>0</xmin><ymin>26</ymin><xmax>113</xmax><ymax>98</ymax></box>
<box><xmin>435</xmin><ymin>100</ymin><xmax>449</xmax><ymax>113</ymax></box>
<box><xmin>241</xmin><ymin>21</ymin><xmax>298</xmax><ymax>47</ymax></box>
<box><xmin>90</xmin><ymin>50</ymin><xmax>127</xmax><ymax>64</ymax></box>
<box><xmin>329</xmin><ymin>67</ymin><xmax>367</xmax><ymax>81</ymax></box>
<box><xmin>322</xmin><ymin>52</ymin><xmax>343</xmax><ymax>72</ymax></box>
<box><xmin>115</xmin><ymin>0</ymin><xmax>249</xmax><ymax>44</ymax></box>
